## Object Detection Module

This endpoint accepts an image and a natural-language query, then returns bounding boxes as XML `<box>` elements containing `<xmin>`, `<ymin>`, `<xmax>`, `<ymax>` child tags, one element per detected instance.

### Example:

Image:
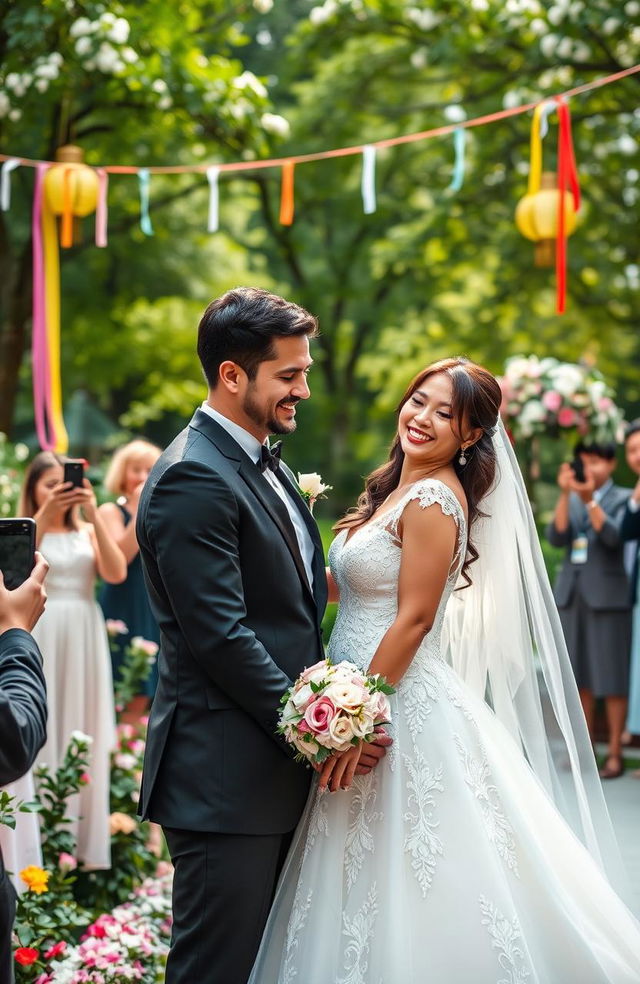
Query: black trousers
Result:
<box><xmin>0</xmin><ymin>859</ymin><xmax>16</xmax><ymax>984</ymax></box>
<box><xmin>163</xmin><ymin>827</ymin><xmax>293</xmax><ymax>984</ymax></box>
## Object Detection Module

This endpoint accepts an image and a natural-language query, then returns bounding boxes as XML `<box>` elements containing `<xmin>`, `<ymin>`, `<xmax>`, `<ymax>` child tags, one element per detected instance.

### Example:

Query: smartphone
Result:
<box><xmin>63</xmin><ymin>459</ymin><xmax>85</xmax><ymax>488</ymax></box>
<box><xmin>570</xmin><ymin>456</ymin><xmax>585</xmax><ymax>483</ymax></box>
<box><xmin>0</xmin><ymin>518</ymin><xmax>36</xmax><ymax>590</ymax></box>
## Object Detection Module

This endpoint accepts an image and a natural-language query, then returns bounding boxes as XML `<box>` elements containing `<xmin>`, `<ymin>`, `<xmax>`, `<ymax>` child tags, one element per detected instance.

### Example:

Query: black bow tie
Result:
<box><xmin>258</xmin><ymin>442</ymin><xmax>282</xmax><ymax>473</ymax></box>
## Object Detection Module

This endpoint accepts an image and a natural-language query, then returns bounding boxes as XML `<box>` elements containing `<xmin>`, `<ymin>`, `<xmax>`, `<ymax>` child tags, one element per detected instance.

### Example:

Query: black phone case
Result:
<box><xmin>64</xmin><ymin>461</ymin><xmax>84</xmax><ymax>488</ymax></box>
<box><xmin>0</xmin><ymin>518</ymin><xmax>36</xmax><ymax>590</ymax></box>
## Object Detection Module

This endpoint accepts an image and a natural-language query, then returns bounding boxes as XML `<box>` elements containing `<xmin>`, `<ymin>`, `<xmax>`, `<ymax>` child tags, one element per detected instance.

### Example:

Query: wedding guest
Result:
<box><xmin>99</xmin><ymin>439</ymin><xmax>162</xmax><ymax>711</ymax></box>
<box><xmin>547</xmin><ymin>440</ymin><xmax>632</xmax><ymax>778</ymax></box>
<box><xmin>620</xmin><ymin>420</ymin><xmax>640</xmax><ymax>761</ymax></box>
<box><xmin>19</xmin><ymin>452</ymin><xmax>126</xmax><ymax>868</ymax></box>
<box><xmin>0</xmin><ymin>554</ymin><xmax>48</xmax><ymax>984</ymax></box>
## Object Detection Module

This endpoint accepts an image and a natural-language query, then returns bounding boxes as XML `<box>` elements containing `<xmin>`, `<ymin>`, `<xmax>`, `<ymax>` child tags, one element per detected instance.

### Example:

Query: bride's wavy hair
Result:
<box><xmin>334</xmin><ymin>357</ymin><xmax>502</xmax><ymax>587</ymax></box>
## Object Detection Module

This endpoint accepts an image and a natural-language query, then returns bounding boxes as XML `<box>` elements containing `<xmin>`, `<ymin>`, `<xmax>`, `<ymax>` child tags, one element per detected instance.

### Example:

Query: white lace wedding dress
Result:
<box><xmin>249</xmin><ymin>479</ymin><xmax>640</xmax><ymax>984</ymax></box>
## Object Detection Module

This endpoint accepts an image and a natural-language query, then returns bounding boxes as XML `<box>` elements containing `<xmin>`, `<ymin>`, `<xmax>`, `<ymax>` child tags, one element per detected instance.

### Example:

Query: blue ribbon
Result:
<box><xmin>447</xmin><ymin>128</ymin><xmax>466</xmax><ymax>193</ymax></box>
<box><xmin>138</xmin><ymin>169</ymin><xmax>154</xmax><ymax>236</ymax></box>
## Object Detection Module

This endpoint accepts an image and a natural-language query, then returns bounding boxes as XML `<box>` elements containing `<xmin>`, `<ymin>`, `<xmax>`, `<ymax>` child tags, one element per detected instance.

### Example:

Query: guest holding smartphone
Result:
<box><xmin>98</xmin><ymin>440</ymin><xmax>162</xmax><ymax>713</ymax></box>
<box><xmin>18</xmin><ymin>452</ymin><xmax>126</xmax><ymax>869</ymax></box>
<box><xmin>547</xmin><ymin>441</ymin><xmax>632</xmax><ymax>779</ymax></box>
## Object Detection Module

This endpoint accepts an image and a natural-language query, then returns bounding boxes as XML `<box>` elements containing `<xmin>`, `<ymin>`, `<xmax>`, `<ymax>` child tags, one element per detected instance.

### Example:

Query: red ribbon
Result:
<box><xmin>555</xmin><ymin>97</ymin><xmax>580</xmax><ymax>314</ymax></box>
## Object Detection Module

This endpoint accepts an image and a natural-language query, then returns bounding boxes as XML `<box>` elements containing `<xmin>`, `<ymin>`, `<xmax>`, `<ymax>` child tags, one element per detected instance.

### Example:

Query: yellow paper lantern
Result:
<box><xmin>515</xmin><ymin>172</ymin><xmax>578</xmax><ymax>267</ymax></box>
<box><xmin>43</xmin><ymin>145</ymin><xmax>99</xmax><ymax>246</ymax></box>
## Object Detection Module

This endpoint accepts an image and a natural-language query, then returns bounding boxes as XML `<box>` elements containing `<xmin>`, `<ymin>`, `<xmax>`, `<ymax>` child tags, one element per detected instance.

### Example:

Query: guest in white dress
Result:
<box><xmin>18</xmin><ymin>452</ymin><xmax>126</xmax><ymax>869</ymax></box>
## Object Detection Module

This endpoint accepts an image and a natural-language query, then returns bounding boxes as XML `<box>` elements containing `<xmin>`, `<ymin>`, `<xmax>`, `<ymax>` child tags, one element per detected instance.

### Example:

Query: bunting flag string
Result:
<box><xmin>1</xmin><ymin>64</ymin><xmax>637</xmax><ymax>178</ymax></box>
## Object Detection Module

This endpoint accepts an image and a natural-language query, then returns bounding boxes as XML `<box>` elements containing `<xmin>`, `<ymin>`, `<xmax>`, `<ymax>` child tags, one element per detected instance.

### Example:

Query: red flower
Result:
<box><xmin>15</xmin><ymin>947</ymin><xmax>39</xmax><ymax>965</ymax></box>
<box><xmin>44</xmin><ymin>941</ymin><xmax>66</xmax><ymax>959</ymax></box>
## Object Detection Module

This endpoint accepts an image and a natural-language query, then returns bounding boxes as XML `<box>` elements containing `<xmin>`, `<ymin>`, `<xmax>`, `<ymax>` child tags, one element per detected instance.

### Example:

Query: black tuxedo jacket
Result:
<box><xmin>136</xmin><ymin>409</ymin><xmax>327</xmax><ymax>835</ymax></box>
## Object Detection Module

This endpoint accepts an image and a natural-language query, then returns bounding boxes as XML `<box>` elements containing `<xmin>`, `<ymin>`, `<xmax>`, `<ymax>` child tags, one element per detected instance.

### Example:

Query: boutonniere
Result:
<box><xmin>297</xmin><ymin>472</ymin><xmax>332</xmax><ymax>513</ymax></box>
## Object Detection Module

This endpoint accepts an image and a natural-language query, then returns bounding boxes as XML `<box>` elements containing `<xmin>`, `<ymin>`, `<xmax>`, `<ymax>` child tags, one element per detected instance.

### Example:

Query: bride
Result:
<box><xmin>249</xmin><ymin>357</ymin><xmax>640</xmax><ymax>984</ymax></box>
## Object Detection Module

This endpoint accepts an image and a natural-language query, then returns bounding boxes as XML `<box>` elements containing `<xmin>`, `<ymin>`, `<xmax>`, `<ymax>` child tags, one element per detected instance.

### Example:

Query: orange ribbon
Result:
<box><xmin>279</xmin><ymin>161</ymin><xmax>295</xmax><ymax>226</ymax></box>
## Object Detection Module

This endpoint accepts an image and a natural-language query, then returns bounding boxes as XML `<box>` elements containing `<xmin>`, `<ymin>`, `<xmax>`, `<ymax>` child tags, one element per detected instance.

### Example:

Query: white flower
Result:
<box><xmin>518</xmin><ymin>399</ymin><xmax>546</xmax><ymax>428</ymax></box>
<box><xmin>75</xmin><ymin>36</ymin><xmax>93</xmax><ymax>56</ymax></box>
<box><xmin>35</xmin><ymin>78</ymin><xmax>49</xmax><ymax>93</ymax></box>
<box><xmin>556</xmin><ymin>37</ymin><xmax>573</xmax><ymax>59</ymax></box>
<box><xmin>406</xmin><ymin>7</ymin><xmax>441</xmax><ymax>29</ymax></box>
<box><xmin>8</xmin><ymin>108</ymin><xmax>21</xmax><ymax>122</ymax></box>
<box><xmin>444</xmin><ymin>104</ymin><xmax>466</xmax><ymax>123</ymax></box>
<box><xmin>152</xmin><ymin>78</ymin><xmax>168</xmax><ymax>93</ymax></box>
<box><xmin>122</xmin><ymin>46</ymin><xmax>139</xmax><ymax>64</ymax></box>
<box><xmin>115</xmin><ymin>752</ymin><xmax>138</xmax><ymax>771</ymax></box>
<box><xmin>626</xmin><ymin>0</ymin><xmax>640</xmax><ymax>14</ymax></box>
<box><xmin>4</xmin><ymin>72</ymin><xmax>20</xmax><ymax>90</ymax></box>
<box><xmin>603</xmin><ymin>16</ymin><xmax>620</xmax><ymax>34</ymax></box>
<box><xmin>158</xmin><ymin>95</ymin><xmax>172</xmax><ymax>110</ymax></box>
<box><xmin>297</xmin><ymin>472</ymin><xmax>331</xmax><ymax>498</ymax></box>
<box><xmin>309</xmin><ymin>1</ymin><xmax>338</xmax><ymax>26</ymax></box>
<box><xmin>253</xmin><ymin>0</ymin><xmax>274</xmax><ymax>11</ymax></box>
<box><xmin>233</xmin><ymin>70</ymin><xmax>267</xmax><ymax>99</ymax></box>
<box><xmin>70</xmin><ymin>16</ymin><xmax>95</xmax><ymax>38</ymax></box>
<box><xmin>291</xmin><ymin>682</ymin><xmax>314</xmax><ymax>711</ymax></box>
<box><xmin>108</xmin><ymin>17</ymin><xmax>130</xmax><ymax>44</ymax></box>
<box><xmin>96</xmin><ymin>42</ymin><xmax>120</xmax><ymax>73</ymax></box>
<box><xmin>261</xmin><ymin>112</ymin><xmax>290</xmax><ymax>137</ymax></box>
<box><xmin>328</xmin><ymin>713</ymin><xmax>356</xmax><ymax>749</ymax></box>
<box><xmin>34</xmin><ymin>62</ymin><xmax>59</xmax><ymax>80</ymax></box>
<box><xmin>540</xmin><ymin>33</ymin><xmax>559</xmax><ymax>57</ymax></box>
<box><xmin>70</xmin><ymin>729</ymin><xmax>93</xmax><ymax>746</ymax></box>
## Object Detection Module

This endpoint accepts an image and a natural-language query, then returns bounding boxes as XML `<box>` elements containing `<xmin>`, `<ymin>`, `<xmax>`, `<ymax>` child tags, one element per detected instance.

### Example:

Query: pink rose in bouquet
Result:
<box><xmin>278</xmin><ymin>658</ymin><xmax>394</xmax><ymax>764</ymax></box>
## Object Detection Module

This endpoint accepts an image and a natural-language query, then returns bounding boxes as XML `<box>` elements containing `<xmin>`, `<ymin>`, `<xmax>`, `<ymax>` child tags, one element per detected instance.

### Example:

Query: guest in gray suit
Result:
<box><xmin>547</xmin><ymin>440</ymin><xmax>631</xmax><ymax>779</ymax></box>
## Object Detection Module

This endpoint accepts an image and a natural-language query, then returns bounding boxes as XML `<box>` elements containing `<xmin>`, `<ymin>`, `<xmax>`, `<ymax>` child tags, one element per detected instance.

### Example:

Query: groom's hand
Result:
<box><xmin>355</xmin><ymin>726</ymin><xmax>393</xmax><ymax>775</ymax></box>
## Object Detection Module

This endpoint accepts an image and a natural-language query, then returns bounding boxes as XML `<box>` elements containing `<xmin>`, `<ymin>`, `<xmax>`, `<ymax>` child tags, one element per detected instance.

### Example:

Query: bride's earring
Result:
<box><xmin>458</xmin><ymin>446</ymin><xmax>468</xmax><ymax>466</ymax></box>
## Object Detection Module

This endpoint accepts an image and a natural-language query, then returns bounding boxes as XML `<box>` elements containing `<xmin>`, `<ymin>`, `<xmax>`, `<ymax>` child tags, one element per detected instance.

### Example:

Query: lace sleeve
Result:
<box><xmin>386</xmin><ymin>479</ymin><xmax>466</xmax><ymax>565</ymax></box>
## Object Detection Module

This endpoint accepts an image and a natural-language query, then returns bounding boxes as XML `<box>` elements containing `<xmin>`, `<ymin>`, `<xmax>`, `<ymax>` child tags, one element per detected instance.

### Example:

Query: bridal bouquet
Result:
<box><xmin>278</xmin><ymin>658</ymin><xmax>394</xmax><ymax>764</ymax></box>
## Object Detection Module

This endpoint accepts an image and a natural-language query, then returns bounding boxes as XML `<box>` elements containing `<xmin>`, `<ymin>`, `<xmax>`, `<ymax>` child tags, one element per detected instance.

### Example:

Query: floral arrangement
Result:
<box><xmin>278</xmin><ymin>658</ymin><xmax>394</xmax><ymax>764</ymax></box>
<box><xmin>0</xmin><ymin>432</ymin><xmax>29</xmax><ymax>516</ymax></box>
<box><xmin>498</xmin><ymin>356</ymin><xmax>625</xmax><ymax>443</ymax></box>
<box><xmin>296</xmin><ymin>472</ymin><xmax>332</xmax><ymax>512</ymax></box>
<box><xmin>17</xmin><ymin>872</ymin><xmax>173</xmax><ymax>983</ymax></box>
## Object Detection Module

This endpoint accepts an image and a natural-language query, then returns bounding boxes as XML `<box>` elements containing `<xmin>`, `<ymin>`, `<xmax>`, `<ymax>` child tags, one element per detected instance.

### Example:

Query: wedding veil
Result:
<box><xmin>441</xmin><ymin>420</ymin><xmax>631</xmax><ymax>901</ymax></box>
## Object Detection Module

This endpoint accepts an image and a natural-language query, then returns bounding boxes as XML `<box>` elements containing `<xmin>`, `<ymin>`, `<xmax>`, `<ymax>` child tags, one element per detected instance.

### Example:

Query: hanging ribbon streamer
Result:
<box><xmin>554</xmin><ymin>96</ymin><xmax>581</xmax><ymax>315</ymax></box>
<box><xmin>538</xmin><ymin>101</ymin><xmax>556</xmax><ymax>140</ymax></box>
<box><xmin>527</xmin><ymin>102</ymin><xmax>545</xmax><ymax>196</ymax></box>
<box><xmin>361</xmin><ymin>145</ymin><xmax>377</xmax><ymax>214</ymax></box>
<box><xmin>31</xmin><ymin>165</ymin><xmax>56</xmax><ymax>451</ymax></box>
<box><xmin>60</xmin><ymin>166</ymin><xmax>74</xmax><ymax>248</ymax></box>
<box><xmin>95</xmin><ymin>168</ymin><xmax>109</xmax><ymax>247</ymax></box>
<box><xmin>206</xmin><ymin>166</ymin><xmax>220</xmax><ymax>232</ymax></box>
<box><xmin>447</xmin><ymin>127</ymin><xmax>466</xmax><ymax>193</ymax></box>
<box><xmin>279</xmin><ymin>161</ymin><xmax>295</xmax><ymax>225</ymax></box>
<box><xmin>1</xmin><ymin>158</ymin><xmax>20</xmax><ymax>211</ymax></box>
<box><xmin>138</xmin><ymin>168</ymin><xmax>154</xmax><ymax>235</ymax></box>
<box><xmin>42</xmin><ymin>179</ymin><xmax>69</xmax><ymax>452</ymax></box>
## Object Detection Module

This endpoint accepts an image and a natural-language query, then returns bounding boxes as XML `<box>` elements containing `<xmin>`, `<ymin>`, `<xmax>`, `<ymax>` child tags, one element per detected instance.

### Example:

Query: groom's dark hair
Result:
<box><xmin>198</xmin><ymin>287</ymin><xmax>318</xmax><ymax>387</ymax></box>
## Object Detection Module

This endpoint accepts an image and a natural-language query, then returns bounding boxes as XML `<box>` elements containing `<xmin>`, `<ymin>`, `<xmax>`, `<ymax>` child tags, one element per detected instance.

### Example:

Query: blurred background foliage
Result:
<box><xmin>0</xmin><ymin>0</ymin><xmax>638</xmax><ymax>518</ymax></box>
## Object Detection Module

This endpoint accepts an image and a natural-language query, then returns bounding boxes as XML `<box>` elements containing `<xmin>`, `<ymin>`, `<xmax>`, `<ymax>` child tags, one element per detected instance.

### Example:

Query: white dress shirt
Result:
<box><xmin>199</xmin><ymin>402</ymin><xmax>315</xmax><ymax>589</ymax></box>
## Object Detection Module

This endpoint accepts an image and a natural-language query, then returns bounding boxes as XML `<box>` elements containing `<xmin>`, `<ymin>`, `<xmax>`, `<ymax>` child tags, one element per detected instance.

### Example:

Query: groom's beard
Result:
<box><xmin>242</xmin><ymin>387</ymin><xmax>298</xmax><ymax>436</ymax></box>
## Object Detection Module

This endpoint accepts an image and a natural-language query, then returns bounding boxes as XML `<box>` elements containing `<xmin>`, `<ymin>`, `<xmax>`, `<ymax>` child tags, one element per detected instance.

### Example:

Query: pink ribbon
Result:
<box><xmin>31</xmin><ymin>164</ymin><xmax>55</xmax><ymax>450</ymax></box>
<box><xmin>95</xmin><ymin>168</ymin><xmax>108</xmax><ymax>247</ymax></box>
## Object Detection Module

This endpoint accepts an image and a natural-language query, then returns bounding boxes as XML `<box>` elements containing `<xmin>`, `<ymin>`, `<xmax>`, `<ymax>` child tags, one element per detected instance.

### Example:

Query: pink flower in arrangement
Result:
<box><xmin>34</xmin><ymin>974</ymin><xmax>54</xmax><ymax>984</ymax></box>
<box><xmin>296</xmin><ymin>718</ymin><xmax>313</xmax><ymax>734</ymax></box>
<box><xmin>542</xmin><ymin>390</ymin><xmax>563</xmax><ymax>413</ymax></box>
<box><xmin>303</xmin><ymin>696</ymin><xmax>337</xmax><ymax>735</ymax></box>
<box><xmin>58</xmin><ymin>852</ymin><xmax>77</xmax><ymax>872</ymax></box>
<box><xmin>44</xmin><ymin>941</ymin><xmax>67</xmax><ymax>959</ymax></box>
<box><xmin>557</xmin><ymin>407</ymin><xmax>577</xmax><ymax>428</ymax></box>
<box><xmin>79</xmin><ymin>772</ymin><xmax>91</xmax><ymax>785</ymax></box>
<box><xmin>105</xmin><ymin>619</ymin><xmax>128</xmax><ymax>637</ymax></box>
<box><xmin>598</xmin><ymin>396</ymin><xmax>614</xmax><ymax>411</ymax></box>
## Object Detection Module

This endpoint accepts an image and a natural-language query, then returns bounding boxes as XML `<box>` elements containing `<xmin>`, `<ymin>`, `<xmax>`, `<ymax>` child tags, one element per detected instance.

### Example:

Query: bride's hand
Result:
<box><xmin>318</xmin><ymin>744</ymin><xmax>362</xmax><ymax>793</ymax></box>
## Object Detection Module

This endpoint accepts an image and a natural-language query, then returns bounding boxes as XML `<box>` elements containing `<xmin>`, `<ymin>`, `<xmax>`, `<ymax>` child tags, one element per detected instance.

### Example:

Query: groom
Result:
<box><xmin>137</xmin><ymin>288</ymin><xmax>389</xmax><ymax>984</ymax></box>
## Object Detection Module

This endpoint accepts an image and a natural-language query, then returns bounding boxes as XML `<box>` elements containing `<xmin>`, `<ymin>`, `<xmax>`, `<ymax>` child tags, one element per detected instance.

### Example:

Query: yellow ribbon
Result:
<box><xmin>528</xmin><ymin>103</ymin><xmax>545</xmax><ymax>196</ymax></box>
<box><xmin>42</xmin><ymin>194</ymin><xmax>69</xmax><ymax>452</ymax></box>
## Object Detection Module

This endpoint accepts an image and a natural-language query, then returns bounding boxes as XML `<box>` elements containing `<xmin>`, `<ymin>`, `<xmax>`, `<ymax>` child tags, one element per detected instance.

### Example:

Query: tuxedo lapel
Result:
<box><xmin>276</xmin><ymin>465</ymin><xmax>327</xmax><ymax>614</ymax></box>
<box><xmin>237</xmin><ymin>459</ymin><xmax>315</xmax><ymax>602</ymax></box>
